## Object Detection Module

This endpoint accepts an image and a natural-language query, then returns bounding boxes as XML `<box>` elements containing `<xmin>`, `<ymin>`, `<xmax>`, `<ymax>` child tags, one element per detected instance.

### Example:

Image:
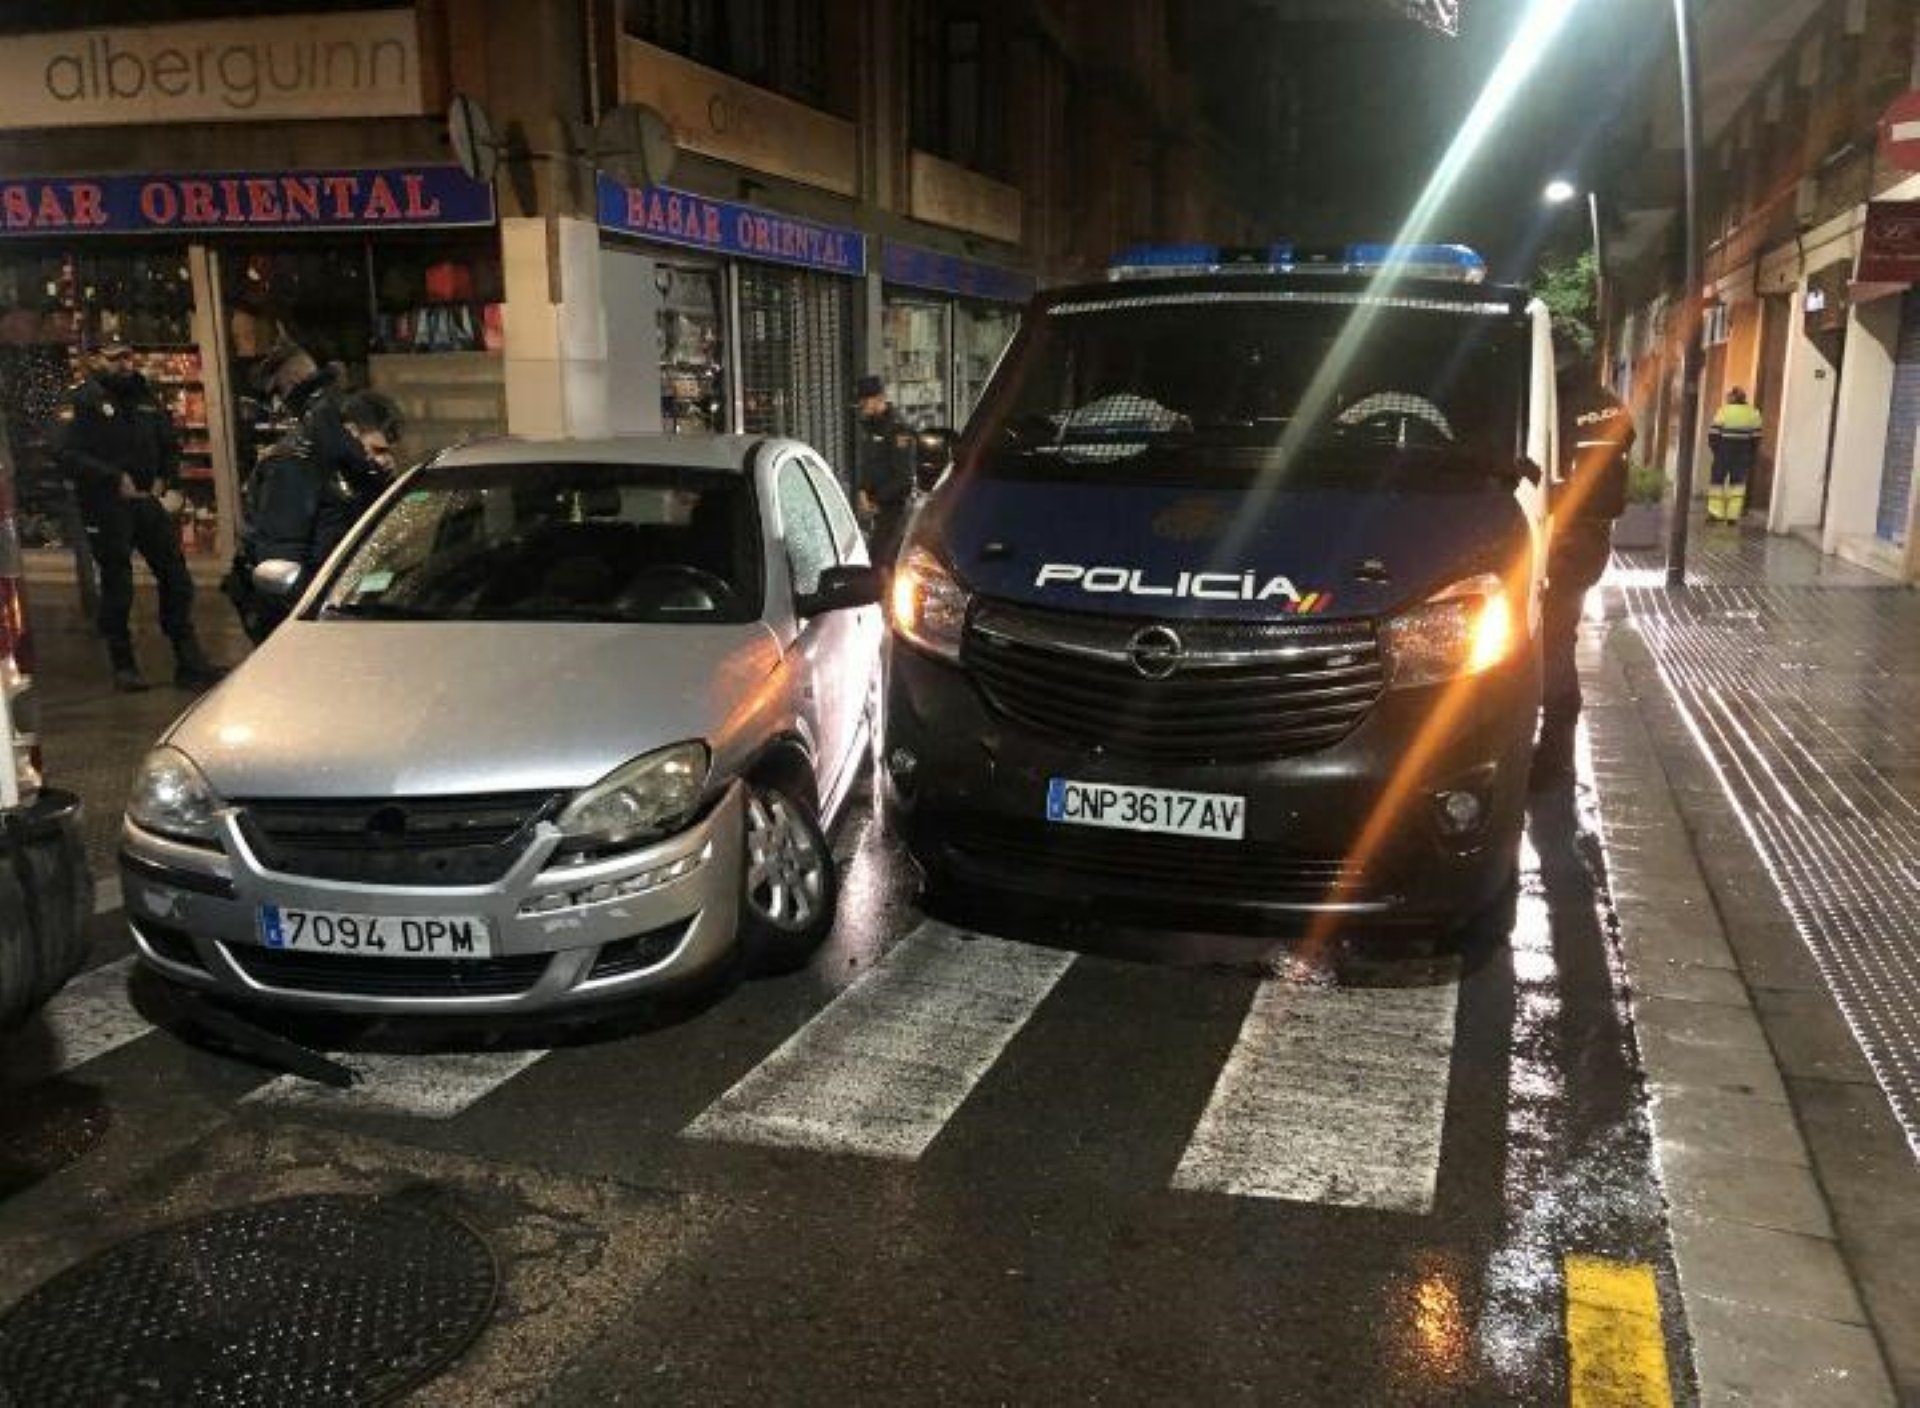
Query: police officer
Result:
<box><xmin>233</xmin><ymin>390</ymin><xmax>403</xmax><ymax>641</ymax></box>
<box><xmin>1707</xmin><ymin>387</ymin><xmax>1763</xmax><ymax>524</ymax></box>
<box><xmin>1533</xmin><ymin>352</ymin><xmax>1635</xmax><ymax>790</ymax></box>
<box><xmin>852</xmin><ymin>374</ymin><xmax>917</xmax><ymax>568</ymax></box>
<box><xmin>57</xmin><ymin>342</ymin><xmax>224</xmax><ymax>692</ymax></box>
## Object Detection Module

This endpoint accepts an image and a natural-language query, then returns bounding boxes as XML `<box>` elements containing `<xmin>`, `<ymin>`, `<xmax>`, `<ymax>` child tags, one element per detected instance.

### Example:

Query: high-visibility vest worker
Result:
<box><xmin>1706</xmin><ymin>388</ymin><xmax>1764</xmax><ymax>524</ymax></box>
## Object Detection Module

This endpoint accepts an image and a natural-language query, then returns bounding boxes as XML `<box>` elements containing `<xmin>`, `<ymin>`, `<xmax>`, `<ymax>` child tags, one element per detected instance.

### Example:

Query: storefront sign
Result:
<box><xmin>619</xmin><ymin>39</ymin><xmax>857</xmax><ymax>198</ymax></box>
<box><xmin>907</xmin><ymin>152</ymin><xmax>1023</xmax><ymax>246</ymax></box>
<box><xmin>882</xmin><ymin>242</ymin><xmax>1033</xmax><ymax>304</ymax></box>
<box><xmin>0</xmin><ymin>10</ymin><xmax>424</xmax><ymax>129</ymax></box>
<box><xmin>0</xmin><ymin>165</ymin><xmax>495</xmax><ymax>237</ymax></box>
<box><xmin>597</xmin><ymin>176</ymin><xmax>865</xmax><ymax>276</ymax></box>
<box><xmin>1858</xmin><ymin>201</ymin><xmax>1920</xmax><ymax>286</ymax></box>
<box><xmin>1879</xmin><ymin>91</ymin><xmax>1920</xmax><ymax>174</ymax></box>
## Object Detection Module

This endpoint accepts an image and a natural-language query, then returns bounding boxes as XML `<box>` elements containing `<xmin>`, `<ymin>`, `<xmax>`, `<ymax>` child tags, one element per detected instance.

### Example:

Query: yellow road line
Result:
<box><xmin>1565</xmin><ymin>1255</ymin><xmax>1676</xmax><ymax>1408</ymax></box>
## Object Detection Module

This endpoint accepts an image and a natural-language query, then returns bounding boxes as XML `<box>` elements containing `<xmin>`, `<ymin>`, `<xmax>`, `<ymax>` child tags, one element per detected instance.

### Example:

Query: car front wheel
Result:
<box><xmin>738</xmin><ymin>782</ymin><xmax>836</xmax><ymax>973</ymax></box>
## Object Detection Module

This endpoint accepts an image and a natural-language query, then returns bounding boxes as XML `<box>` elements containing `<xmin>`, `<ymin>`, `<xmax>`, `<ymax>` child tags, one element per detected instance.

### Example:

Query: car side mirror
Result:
<box><xmin>1513</xmin><ymin>456</ymin><xmax>1543</xmax><ymax>486</ymax></box>
<box><xmin>915</xmin><ymin>427</ymin><xmax>958</xmax><ymax>491</ymax></box>
<box><xmin>252</xmin><ymin>559</ymin><xmax>304</xmax><ymax>598</ymax></box>
<box><xmin>799</xmin><ymin>563</ymin><xmax>883</xmax><ymax>618</ymax></box>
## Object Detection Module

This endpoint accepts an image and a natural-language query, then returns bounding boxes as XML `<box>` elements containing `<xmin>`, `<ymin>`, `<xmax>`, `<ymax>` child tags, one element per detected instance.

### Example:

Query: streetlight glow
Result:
<box><xmin>1543</xmin><ymin>178</ymin><xmax>1578</xmax><ymax>205</ymax></box>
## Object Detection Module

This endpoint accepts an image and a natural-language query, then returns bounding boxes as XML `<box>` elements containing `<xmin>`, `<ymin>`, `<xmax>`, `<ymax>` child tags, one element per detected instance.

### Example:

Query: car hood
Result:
<box><xmin>932</xmin><ymin>475</ymin><xmax>1530</xmax><ymax>621</ymax></box>
<box><xmin>170</xmin><ymin>620</ymin><xmax>782</xmax><ymax>799</ymax></box>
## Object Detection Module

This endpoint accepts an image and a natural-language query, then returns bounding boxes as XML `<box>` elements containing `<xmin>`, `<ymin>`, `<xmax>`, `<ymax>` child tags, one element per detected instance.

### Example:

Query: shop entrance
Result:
<box><xmin>737</xmin><ymin>265</ymin><xmax>853</xmax><ymax>482</ymax></box>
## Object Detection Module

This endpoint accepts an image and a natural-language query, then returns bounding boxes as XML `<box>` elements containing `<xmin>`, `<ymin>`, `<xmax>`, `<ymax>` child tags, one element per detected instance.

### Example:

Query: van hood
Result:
<box><xmin>169</xmin><ymin>620</ymin><xmax>781</xmax><ymax>799</ymax></box>
<box><xmin>932</xmin><ymin>476</ymin><xmax>1529</xmax><ymax>621</ymax></box>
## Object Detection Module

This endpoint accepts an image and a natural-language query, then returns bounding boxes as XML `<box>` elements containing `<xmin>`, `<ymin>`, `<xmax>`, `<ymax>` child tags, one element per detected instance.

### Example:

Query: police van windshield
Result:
<box><xmin>971</xmin><ymin>293</ymin><xmax>1530</xmax><ymax>486</ymax></box>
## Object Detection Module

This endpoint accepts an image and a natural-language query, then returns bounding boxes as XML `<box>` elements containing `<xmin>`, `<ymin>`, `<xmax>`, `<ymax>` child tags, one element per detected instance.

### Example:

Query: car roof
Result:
<box><xmin>427</xmin><ymin>434</ymin><xmax>790</xmax><ymax>473</ymax></box>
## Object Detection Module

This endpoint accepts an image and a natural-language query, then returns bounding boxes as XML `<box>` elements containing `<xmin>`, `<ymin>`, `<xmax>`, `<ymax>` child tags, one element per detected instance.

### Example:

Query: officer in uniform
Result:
<box><xmin>1533</xmin><ymin>352</ymin><xmax>1635</xmax><ymax>790</ymax></box>
<box><xmin>57</xmin><ymin>342</ymin><xmax>224</xmax><ymax>692</ymax></box>
<box><xmin>1706</xmin><ymin>387</ymin><xmax>1763</xmax><ymax>524</ymax></box>
<box><xmin>852</xmin><ymin>374</ymin><xmax>917</xmax><ymax>569</ymax></box>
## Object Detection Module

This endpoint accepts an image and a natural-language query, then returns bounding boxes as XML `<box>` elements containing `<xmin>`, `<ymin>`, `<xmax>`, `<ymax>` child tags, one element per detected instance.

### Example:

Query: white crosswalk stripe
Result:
<box><xmin>684</xmin><ymin>922</ymin><xmax>1075</xmax><ymax>1160</ymax></box>
<box><xmin>0</xmin><ymin>957</ymin><xmax>152</xmax><ymax>1086</ymax></box>
<box><xmin>1171</xmin><ymin>964</ymin><xmax>1461</xmax><ymax>1212</ymax></box>
<box><xmin>245</xmin><ymin>1049</ymin><xmax>550</xmax><ymax>1119</ymax></box>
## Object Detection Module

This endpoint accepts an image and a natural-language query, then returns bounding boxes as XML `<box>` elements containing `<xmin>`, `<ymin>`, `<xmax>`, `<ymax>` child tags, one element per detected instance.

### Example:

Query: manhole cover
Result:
<box><xmin>0</xmin><ymin>1193</ymin><xmax>496</xmax><ymax>1406</ymax></box>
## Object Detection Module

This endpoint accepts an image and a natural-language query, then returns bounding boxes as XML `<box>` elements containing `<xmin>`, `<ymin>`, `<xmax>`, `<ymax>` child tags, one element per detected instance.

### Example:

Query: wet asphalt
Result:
<box><xmin>0</xmin><ymin>788</ymin><xmax>1686</xmax><ymax>1405</ymax></box>
<box><xmin>0</xmin><ymin>583</ymin><xmax>1689</xmax><ymax>1404</ymax></box>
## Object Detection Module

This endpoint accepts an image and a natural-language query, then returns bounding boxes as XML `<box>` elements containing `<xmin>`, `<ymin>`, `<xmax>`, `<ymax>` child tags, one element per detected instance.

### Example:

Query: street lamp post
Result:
<box><xmin>1544</xmin><ymin>179</ymin><xmax>1607</xmax><ymax>382</ymax></box>
<box><xmin>1667</xmin><ymin>0</ymin><xmax>1704</xmax><ymax>588</ymax></box>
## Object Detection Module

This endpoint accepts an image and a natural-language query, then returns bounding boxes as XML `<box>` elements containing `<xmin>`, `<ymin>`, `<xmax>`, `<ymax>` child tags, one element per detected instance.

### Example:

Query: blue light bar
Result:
<box><xmin>1108</xmin><ymin>240</ymin><xmax>1485</xmax><ymax>283</ymax></box>
<box><xmin>1343</xmin><ymin>243</ymin><xmax>1487</xmax><ymax>282</ymax></box>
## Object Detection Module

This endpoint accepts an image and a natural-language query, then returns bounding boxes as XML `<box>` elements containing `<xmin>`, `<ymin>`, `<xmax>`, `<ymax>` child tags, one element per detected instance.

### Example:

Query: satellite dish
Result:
<box><xmin>595</xmin><ymin>103</ymin><xmax>677</xmax><ymax>189</ymax></box>
<box><xmin>448</xmin><ymin>92</ymin><xmax>500</xmax><ymax>185</ymax></box>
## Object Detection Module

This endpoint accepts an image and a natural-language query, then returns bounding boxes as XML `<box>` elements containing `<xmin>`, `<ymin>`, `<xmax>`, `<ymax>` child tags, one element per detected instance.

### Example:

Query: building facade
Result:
<box><xmin>0</xmin><ymin>0</ymin><xmax>1252</xmax><ymax>563</ymax></box>
<box><xmin>1612</xmin><ymin>0</ymin><xmax>1920</xmax><ymax>581</ymax></box>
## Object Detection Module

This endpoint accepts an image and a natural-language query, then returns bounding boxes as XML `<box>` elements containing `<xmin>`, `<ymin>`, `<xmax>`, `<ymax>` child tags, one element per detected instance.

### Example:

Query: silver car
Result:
<box><xmin>118</xmin><ymin>436</ymin><xmax>884</xmax><ymax>1014</ymax></box>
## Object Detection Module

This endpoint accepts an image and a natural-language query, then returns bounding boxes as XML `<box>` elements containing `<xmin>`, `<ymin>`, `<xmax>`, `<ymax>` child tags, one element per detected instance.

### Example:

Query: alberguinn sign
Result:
<box><xmin>0</xmin><ymin>9</ymin><xmax>425</xmax><ymax>128</ymax></box>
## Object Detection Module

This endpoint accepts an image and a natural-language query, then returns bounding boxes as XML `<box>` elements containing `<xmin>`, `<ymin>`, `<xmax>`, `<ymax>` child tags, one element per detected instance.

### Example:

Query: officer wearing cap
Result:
<box><xmin>853</xmin><ymin>373</ymin><xmax>917</xmax><ymax>569</ymax></box>
<box><xmin>57</xmin><ymin>341</ymin><xmax>224</xmax><ymax>692</ymax></box>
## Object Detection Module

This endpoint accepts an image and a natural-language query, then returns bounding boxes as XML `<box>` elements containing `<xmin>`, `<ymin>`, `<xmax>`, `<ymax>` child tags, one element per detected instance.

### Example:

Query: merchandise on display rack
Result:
<box><xmin>956</xmin><ymin>302</ymin><xmax>1019</xmax><ymax>424</ymax></box>
<box><xmin>657</xmin><ymin>262</ymin><xmax>726</xmax><ymax>434</ymax></box>
<box><xmin>882</xmin><ymin>296</ymin><xmax>951</xmax><ymax>430</ymax></box>
<box><xmin>0</xmin><ymin>246</ymin><xmax>211</xmax><ymax>552</ymax></box>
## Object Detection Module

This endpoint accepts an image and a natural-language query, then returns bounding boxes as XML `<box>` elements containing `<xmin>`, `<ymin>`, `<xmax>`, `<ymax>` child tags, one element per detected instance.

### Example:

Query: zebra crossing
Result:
<box><xmin>2</xmin><ymin>921</ymin><xmax>1467</xmax><ymax>1212</ymax></box>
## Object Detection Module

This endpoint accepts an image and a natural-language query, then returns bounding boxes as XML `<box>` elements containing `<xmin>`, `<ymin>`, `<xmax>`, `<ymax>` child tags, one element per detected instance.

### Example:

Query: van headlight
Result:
<box><xmin>890</xmin><ymin>546</ymin><xmax>970</xmax><ymax>661</ymax></box>
<box><xmin>127</xmin><ymin>746</ymin><xmax>225</xmax><ymax>845</ymax></box>
<box><xmin>556</xmin><ymin>742</ymin><xmax>710</xmax><ymax>853</ymax></box>
<box><xmin>1382</xmin><ymin>573</ymin><xmax>1517</xmax><ymax>689</ymax></box>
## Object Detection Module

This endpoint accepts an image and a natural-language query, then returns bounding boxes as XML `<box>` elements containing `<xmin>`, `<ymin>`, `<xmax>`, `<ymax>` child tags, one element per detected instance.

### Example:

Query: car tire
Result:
<box><xmin>738</xmin><ymin>780</ymin><xmax>837</xmax><ymax>975</ymax></box>
<box><xmin>0</xmin><ymin>792</ymin><xmax>94</xmax><ymax>1032</ymax></box>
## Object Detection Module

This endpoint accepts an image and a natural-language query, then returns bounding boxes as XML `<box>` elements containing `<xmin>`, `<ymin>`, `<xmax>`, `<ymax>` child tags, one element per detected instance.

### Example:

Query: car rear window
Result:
<box><xmin>317</xmin><ymin>461</ymin><xmax>763</xmax><ymax>624</ymax></box>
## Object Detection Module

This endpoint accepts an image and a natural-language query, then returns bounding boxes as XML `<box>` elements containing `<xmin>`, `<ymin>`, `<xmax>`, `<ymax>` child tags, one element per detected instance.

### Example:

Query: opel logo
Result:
<box><xmin>1127</xmin><ymin>625</ymin><xmax>1186</xmax><ymax>680</ymax></box>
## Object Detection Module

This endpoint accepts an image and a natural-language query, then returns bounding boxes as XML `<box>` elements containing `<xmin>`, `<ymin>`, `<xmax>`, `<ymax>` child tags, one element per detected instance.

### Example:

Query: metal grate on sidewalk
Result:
<box><xmin>1619</xmin><ymin>566</ymin><xmax>1920</xmax><ymax>1157</ymax></box>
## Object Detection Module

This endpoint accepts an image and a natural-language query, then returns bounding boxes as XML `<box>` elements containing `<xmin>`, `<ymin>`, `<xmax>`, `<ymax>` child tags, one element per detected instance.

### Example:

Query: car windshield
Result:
<box><xmin>318</xmin><ymin>461</ymin><xmax>763</xmax><ymax>624</ymax></box>
<box><xmin>970</xmin><ymin>291</ymin><xmax>1531</xmax><ymax>487</ymax></box>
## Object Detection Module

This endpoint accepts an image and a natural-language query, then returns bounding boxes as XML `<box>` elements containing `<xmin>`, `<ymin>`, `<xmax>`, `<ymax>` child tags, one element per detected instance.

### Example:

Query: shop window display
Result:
<box><xmin>0</xmin><ymin>248</ymin><xmax>204</xmax><ymax>551</ymax></box>
<box><xmin>956</xmin><ymin>303</ymin><xmax>1017</xmax><ymax>424</ymax></box>
<box><xmin>882</xmin><ymin>296</ymin><xmax>951</xmax><ymax>430</ymax></box>
<box><xmin>657</xmin><ymin>263</ymin><xmax>726</xmax><ymax>433</ymax></box>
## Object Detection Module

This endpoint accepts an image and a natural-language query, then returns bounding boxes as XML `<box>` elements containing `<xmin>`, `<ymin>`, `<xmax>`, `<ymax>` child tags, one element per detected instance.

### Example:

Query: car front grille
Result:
<box><xmin>226</xmin><ymin>945</ymin><xmax>552</xmax><ymax>998</ymax></box>
<box><xmin>236</xmin><ymin>793</ymin><xmax>560</xmax><ymax>887</ymax></box>
<box><xmin>963</xmin><ymin>602</ymin><xmax>1385</xmax><ymax>763</ymax></box>
<box><xmin>943</xmin><ymin>819</ymin><xmax>1373</xmax><ymax>908</ymax></box>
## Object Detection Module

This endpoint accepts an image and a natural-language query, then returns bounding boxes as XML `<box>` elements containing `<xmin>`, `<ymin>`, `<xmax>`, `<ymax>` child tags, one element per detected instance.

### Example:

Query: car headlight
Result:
<box><xmin>1382</xmin><ymin>573</ymin><xmax>1517</xmax><ymax>689</ymax></box>
<box><xmin>127</xmin><ymin>746</ymin><xmax>224</xmax><ymax>845</ymax></box>
<box><xmin>556</xmin><ymin>742</ymin><xmax>710</xmax><ymax>853</ymax></box>
<box><xmin>890</xmin><ymin>546</ymin><xmax>970</xmax><ymax>661</ymax></box>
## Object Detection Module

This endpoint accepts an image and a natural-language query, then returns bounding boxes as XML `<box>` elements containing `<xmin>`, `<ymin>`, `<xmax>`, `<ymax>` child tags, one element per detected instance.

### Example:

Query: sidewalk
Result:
<box><xmin>1591</xmin><ymin>520</ymin><xmax>1920</xmax><ymax>1405</ymax></box>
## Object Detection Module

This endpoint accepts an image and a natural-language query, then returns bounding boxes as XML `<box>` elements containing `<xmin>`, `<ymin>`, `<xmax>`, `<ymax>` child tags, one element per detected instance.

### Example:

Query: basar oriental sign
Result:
<box><xmin>0</xmin><ymin>167</ymin><xmax>496</xmax><ymax>237</ymax></box>
<box><xmin>0</xmin><ymin>9</ymin><xmax>424</xmax><ymax>129</ymax></box>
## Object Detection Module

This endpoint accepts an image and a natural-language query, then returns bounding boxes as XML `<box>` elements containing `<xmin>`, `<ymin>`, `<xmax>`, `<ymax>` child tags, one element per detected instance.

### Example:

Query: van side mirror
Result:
<box><xmin>915</xmin><ymin>427</ymin><xmax>958</xmax><ymax>491</ymax></box>
<box><xmin>799</xmin><ymin>563</ymin><xmax>883</xmax><ymax>618</ymax></box>
<box><xmin>252</xmin><ymin>560</ymin><xmax>304</xmax><ymax>598</ymax></box>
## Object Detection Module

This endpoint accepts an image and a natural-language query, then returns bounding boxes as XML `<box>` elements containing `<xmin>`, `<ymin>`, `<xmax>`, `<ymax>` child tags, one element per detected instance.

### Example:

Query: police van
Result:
<box><xmin>883</xmin><ymin>243</ymin><xmax>1558</xmax><ymax>929</ymax></box>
